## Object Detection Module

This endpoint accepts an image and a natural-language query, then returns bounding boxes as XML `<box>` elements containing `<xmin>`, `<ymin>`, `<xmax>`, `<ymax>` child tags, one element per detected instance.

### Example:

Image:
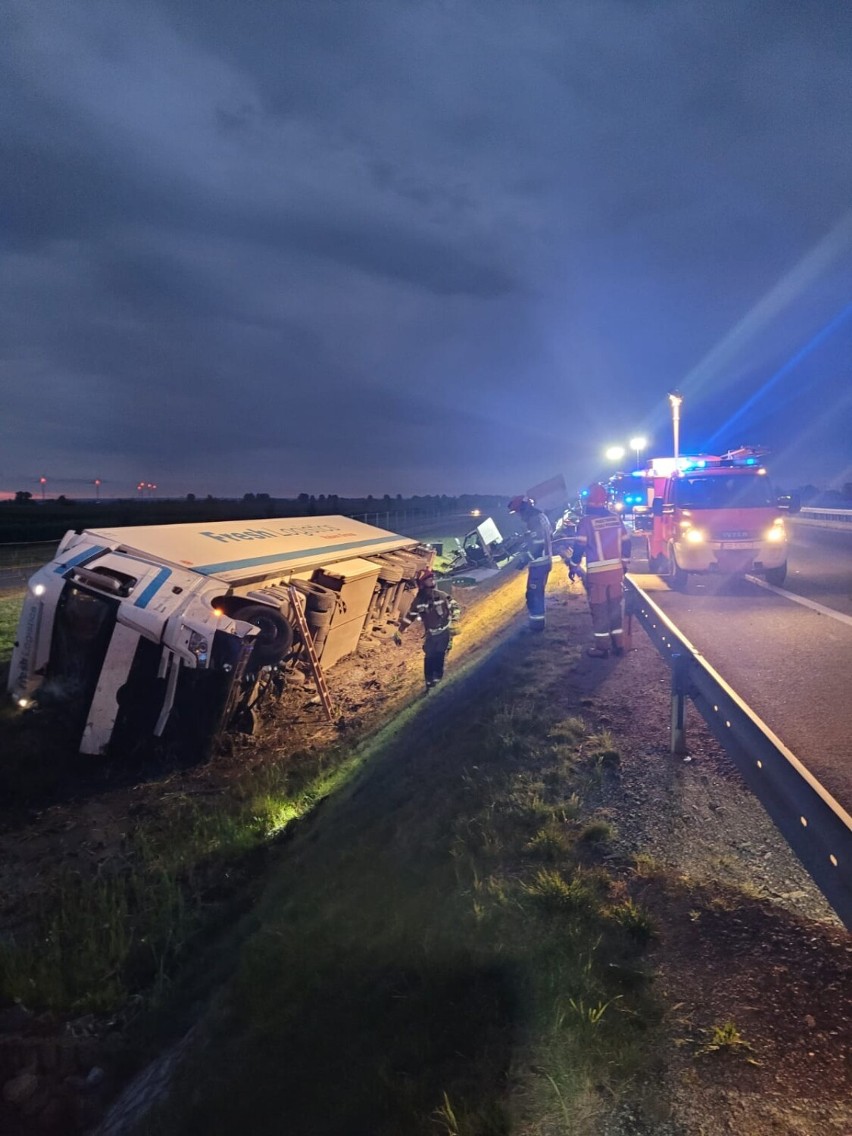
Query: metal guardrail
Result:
<box><xmin>625</xmin><ymin>577</ymin><xmax>852</xmax><ymax>929</ymax></box>
<box><xmin>795</xmin><ymin>507</ymin><xmax>852</xmax><ymax>526</ymax></box>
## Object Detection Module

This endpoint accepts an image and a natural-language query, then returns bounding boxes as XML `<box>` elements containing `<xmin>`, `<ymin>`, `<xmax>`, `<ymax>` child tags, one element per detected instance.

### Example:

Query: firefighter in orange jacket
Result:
<box><xmin>508</xmin><ymin>495</ymin><xmax>553</xmax><ymax>631</ymax></box>
<box><xmin>570</xmin><ymin>483</ymin><xmax>631</xmax><ymax>657</ymax></box>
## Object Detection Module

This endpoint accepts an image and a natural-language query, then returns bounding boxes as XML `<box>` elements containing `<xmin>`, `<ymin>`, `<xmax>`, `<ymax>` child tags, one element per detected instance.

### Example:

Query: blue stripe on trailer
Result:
<box><xmin>134</xmin><ymin>566</ymin><xmax>172</xmax><ymax>608</ymax></box>
<box><xmin>193</xmin><ymin>537</ymin><xmax>405</xmax><ymax>577</ymax></box>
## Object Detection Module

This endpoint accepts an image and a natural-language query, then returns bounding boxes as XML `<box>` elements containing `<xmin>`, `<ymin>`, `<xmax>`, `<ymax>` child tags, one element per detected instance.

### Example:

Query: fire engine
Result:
<box><xmin>631</xmin><ymin>447</ymin><xmax>796</xmax><ymax>590</ymax></box>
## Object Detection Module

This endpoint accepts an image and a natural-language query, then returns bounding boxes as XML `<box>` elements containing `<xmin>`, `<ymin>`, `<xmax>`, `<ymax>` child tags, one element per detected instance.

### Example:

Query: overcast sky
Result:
<box><xmin>2</xmin><ymin>0</ymin><xmax>850</xmax><ymax>501</ymax></box>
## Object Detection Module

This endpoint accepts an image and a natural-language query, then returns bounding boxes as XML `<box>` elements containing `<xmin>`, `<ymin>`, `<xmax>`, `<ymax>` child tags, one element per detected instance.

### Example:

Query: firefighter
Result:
<box><xmin>570</xmin><ymin>483</ymin><xmax>631</xmax><ymax>657</ymax></box>
<box><xmin>507</xmin><ymin>495</ymin><xmax>553</xmax><ymax>631</ymax></box>
<box><xmin>394</xmin><ymin>569</ymin><xmax>461</xmax><ymax>690</ymax></box>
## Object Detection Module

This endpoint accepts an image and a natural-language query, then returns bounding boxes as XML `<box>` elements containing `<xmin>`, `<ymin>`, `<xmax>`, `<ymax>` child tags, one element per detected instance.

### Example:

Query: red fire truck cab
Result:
<box><xmin>632</xmin><ymin>448</ymin><xmax>795</xmax><ymax>590</ymax></box>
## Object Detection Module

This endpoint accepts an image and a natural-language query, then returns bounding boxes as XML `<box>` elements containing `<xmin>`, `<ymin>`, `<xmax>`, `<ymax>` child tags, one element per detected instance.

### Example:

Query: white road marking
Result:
<box><xmin>746</xmin><ymin>576</ymin><xmax>852</xmax><ymax>628</ymax></box>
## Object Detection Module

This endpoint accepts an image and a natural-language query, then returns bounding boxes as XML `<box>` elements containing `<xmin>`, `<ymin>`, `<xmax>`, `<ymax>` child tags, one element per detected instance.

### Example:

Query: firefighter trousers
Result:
<box><xmin>423</xmin><ymin>630</ymin><xmax>451</xmax><ymax>687</ymax></box>
<box><xmin>525</xmin><ymin>560</ymin><xmax>551</xmax><ymax>630</ymax></box>
<box><xmin>586</xmin><ymin>569</ymin><xmax>625</xmax><ymax>651</ymax></box>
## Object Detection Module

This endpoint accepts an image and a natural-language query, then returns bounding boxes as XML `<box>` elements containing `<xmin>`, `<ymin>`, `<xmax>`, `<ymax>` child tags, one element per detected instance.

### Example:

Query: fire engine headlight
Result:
<box><xmin>32</xmin><ymin>583</ymin><xmax>46</xmax><ymax>597</ymax></box>
<box><xmin>17</xmin><ymin>697</ymin><xmax>30</xmax><ymax>709</ymax></box>
<box><xmin>187</xmin><ymin>630</ymin><xmax>209</xmax><ymax>666</ymax></box>
<box><xmin>684</xmin><ymin>528</ymin><xmax>705</xmax><ymax>544</ymax></box>
<box><xmin>765</xmin><ymin>525</ymin><xmax>785</xmax><ymax>543</ymax></box>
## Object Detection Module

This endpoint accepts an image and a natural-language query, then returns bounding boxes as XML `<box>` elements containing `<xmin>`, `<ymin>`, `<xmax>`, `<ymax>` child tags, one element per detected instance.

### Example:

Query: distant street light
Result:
<box><xmin>668</xmin><ymin>392</ymin><xmax>683</xmax><ymax>466</ymax></box>
<box><xmin>94</xmin><ymin>478</ymin><xmax>101</xmax><ymax>501</ymax></box>
<box><xmin>604</xmin><ymin>445</ymin><xmax>625</xmax><ymax>464</ymax></box>
<box><xmin>39</xmin><ymin>476</ymin><xmax>47</xmax><ymax>501</ymax></box>
<box><xmin>629</xmin><ymin>436</ymin><xmax>647</xmax><ymax>468</ymax></box>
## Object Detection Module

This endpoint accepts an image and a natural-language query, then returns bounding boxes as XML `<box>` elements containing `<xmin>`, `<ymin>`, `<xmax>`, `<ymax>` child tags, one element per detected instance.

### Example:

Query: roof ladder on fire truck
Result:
<box><xmin>287</xmin><ymin>584</ymin><xmax>336</xmax><ymax>722</ymax></box>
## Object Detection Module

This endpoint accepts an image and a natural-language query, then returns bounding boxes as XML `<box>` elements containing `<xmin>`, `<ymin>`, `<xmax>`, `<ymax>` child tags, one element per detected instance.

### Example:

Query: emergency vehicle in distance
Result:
<box><xmin>8</xmin><ymin>516</ymin><xmax>433</xmax><ymax>759</ymax></box>
<box><xmin>604</xmin><ymin>473</ymin><xmax>646</xmax><ymax>514</ymax></box>
<box><xmin>631</xmin><ymin>446</ymin><xmax>798</xmax><ymax>590</ymax></box>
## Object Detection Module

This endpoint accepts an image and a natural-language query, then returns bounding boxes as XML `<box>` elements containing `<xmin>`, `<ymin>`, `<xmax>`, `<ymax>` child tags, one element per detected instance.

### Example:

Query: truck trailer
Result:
<box><xmin>8</xmin><ymin>516</ymin><xmax>433</xmax><ymax>759</ymax></box>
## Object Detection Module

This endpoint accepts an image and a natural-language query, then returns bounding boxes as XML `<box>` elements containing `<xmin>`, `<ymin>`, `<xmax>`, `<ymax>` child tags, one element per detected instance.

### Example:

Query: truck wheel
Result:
<box><xmin>669</xmin><ymin>547</ymin><xmax>688</xmax><ymax>592</ymax></box>
<box><xmin>764</xmin><ymin>563</ymin><xmax>787</xmax><ymax>586</ymax></box>
<box><xmin>235</xmin><ymin>604</ymin><xmax>294</xmax><ymax>666</ymax></box>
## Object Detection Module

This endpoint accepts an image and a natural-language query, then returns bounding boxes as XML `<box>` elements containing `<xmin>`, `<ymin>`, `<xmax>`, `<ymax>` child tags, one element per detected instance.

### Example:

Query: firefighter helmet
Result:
<box><xmin>415</xmin><ymin>568</ymin><xmax>436</xmax><ymax>587</ymax></box>
<box><xmin>586</xmin><ymin>483</ymin><xmax>608</xmax><ymax>507</ymax></box>
<box><xmin>507</xmin><ymin>495</ymin><xmax>531</xmax><ymax>513</ymax></box>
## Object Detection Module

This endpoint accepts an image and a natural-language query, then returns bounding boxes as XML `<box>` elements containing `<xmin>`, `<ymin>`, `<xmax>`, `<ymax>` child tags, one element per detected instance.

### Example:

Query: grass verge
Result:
<box><xmin>135</xmin><ymin>605</ymin><xmax>663</xmax><ymax>1136</ymax></box>
<box><xmin>0</xmin><ymin>738</ymin><xmax>375</xmax><ymax>1014</ymax></box>
<box><xmin>0</xmin><ymin>590</ymin><xmax>23</xmax><ymax>663</ymax></box>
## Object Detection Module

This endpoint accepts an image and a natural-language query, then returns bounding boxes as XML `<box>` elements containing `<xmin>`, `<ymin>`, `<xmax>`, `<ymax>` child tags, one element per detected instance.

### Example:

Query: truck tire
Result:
<box><xmin>305</xmin><ymin>607</ymin><xmax>333</xmax><ymax>656</ymax></box>
<box><xmin>302</xmin><ymin>583</ymin><xmax>336</xmax><ymax>613</ymax></box>
<box><xmin>235</xmin><ymin>603</ymin><xmax>294</xmax><ymax>667</ymax></box>
<box><xmin>669</xmin><ymin>546</ymin><xmax>688</xmax><ymax>592</ymax></box>
<box><xmin>764</xmin><ymin>562</ymin><xmax>787</xmax><ymax>586</ymax></box>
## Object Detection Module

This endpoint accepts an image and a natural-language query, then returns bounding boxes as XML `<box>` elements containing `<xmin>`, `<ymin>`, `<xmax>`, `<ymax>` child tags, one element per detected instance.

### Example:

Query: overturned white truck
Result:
<box><xmin>8</xmin><ymin>516</ymin><xmax>433</xmax><ymax>759</ymax></box>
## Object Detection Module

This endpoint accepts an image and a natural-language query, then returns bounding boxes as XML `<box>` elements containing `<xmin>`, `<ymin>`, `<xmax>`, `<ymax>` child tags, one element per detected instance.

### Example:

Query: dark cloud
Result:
<box><xmin>1</xmin><ymin>0</ymin><xmax>850</xmax><ymax>499</ymax></box>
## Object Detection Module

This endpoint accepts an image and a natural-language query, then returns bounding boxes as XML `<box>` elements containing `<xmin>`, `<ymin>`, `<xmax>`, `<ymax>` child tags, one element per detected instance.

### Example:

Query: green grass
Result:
<box><xmin>608</xmin><ymin>898</ymin><xmax>658</xmax><ymax>944</ymax></box>
<box><xmin>0</xmin><ymin>737</ymin><xmax>374</xmax><ymax>1013</ymax></box>
<box><xmin>0</xmin><ymin>868</ymin><xmax>191</xmax><ymax>1013</ymax></box>
<box><xmin>697</xmin><ymin>1020</ymin><xmax>759</xmax><ymax>1063</ymax></box>
<box><xmin>586</xmin><ymin>729</ymin><xmax>621</xmax><ymax>770</ymax></box>
<box><xmin>526</xmin><ymin>820</ymin><xmax>573</xmax><ymax>861</ymax></box>
<box><xmin>0</xmin><ymin>590</ymin><xmax>23</xmax><ymax>664</ymax></box>
<box><xmin>577</xmin><ymin>817</ymin><xmax>616</xmax><ymax>845</ymax></box>
<box><xmin>134</xmin><ymin>658</ymin><xmax>663</xmax><ymax>1135</ymax></box>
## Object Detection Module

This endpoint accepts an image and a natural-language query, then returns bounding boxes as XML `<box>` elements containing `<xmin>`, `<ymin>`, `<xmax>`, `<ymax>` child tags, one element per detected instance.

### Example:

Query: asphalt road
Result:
<box><xmin>630</xmin><ymin>523</ymin><xmax>852</xmax><ymax>814</ymax></box>
<box><xmin>783</xmin><ymin>519</ymin><xmax>852</xmax><ymax>617</ymax></box>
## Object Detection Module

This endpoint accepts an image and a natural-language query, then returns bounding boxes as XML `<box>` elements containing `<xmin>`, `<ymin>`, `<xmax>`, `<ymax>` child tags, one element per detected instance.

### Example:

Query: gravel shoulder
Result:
<box><xmin>569</xmin><ymin>585</ymin><xmax>850</xmax><ymax>1135</ymax></box>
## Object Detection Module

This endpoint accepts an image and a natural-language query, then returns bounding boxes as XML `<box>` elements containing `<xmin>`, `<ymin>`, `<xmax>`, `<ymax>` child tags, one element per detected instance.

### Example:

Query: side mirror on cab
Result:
<box><xmin>652</xmin><ymin>498</ymin><xmax>663</xmax><ymax>517</ymax></box>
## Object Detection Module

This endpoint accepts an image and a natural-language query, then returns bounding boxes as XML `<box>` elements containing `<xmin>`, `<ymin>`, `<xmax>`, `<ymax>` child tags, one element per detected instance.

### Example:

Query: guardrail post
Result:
<box><xmin>671</xmin><ymin>652</ymin><xmax>688</xmax><ymax>756</ymax></box>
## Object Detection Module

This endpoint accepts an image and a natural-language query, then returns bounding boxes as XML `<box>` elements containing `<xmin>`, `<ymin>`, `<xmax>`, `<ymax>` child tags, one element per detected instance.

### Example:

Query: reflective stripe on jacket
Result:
<box><xmin>520</xmin><ymin>506</ymin><xmax>553</xmax><ymax>560</ymax></box>
<box><xmin>573</xmin><ymin>513</ymin><xmax>630</xmax><ymax>574</ymax></box>
<box><xmin>399</xmin><ymin>592</ymin><xmax>460</xmax><ymax>636</ymax></box>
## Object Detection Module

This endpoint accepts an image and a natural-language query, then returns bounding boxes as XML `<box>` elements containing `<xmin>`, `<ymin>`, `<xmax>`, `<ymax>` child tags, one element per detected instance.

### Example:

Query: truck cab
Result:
<box><xmin>637</xmin><ymin>450</ymin><xmax>792</xmax><ymax>590</ymax></box>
